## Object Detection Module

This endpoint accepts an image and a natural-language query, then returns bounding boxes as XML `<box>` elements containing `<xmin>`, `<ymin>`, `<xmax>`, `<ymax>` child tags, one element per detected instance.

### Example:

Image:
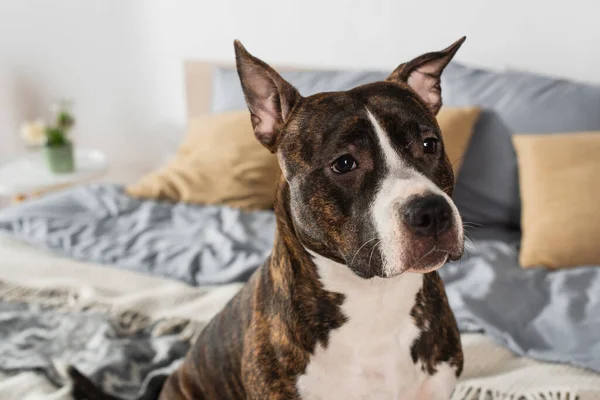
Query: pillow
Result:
<box><xmin>437</xmin><ymin>107</ymin><xmax>480</xmax><ymax>177</ymax></box>
<box><xmin>513</xmin><ymin>132</ymin><xmax>600</xmax><ymax>269</ymax></box>
<box><xmin>441</xmin><ymin>63</ymin><xmax>600</xmax><ymax>230</ymax></box>
<box><xmin>126</xmin><ymin>110</ymin><xmax>280</xmax><ymax>211</ymax></box>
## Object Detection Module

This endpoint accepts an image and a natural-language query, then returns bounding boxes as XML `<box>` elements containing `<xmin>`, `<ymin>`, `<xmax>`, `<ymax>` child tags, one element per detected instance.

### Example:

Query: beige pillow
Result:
<box><xmin>437</xmin><ymin>107</ymin><xmax>481</xmax><ymax>177</ymax></box>
<box><xmin>513</xmin><ymin>132</ymin><xmax>600</xmax><ymax>269</ymax></box>
<box><xmin>126</xmin><ymin>110</ymin><xmax>280</xmax><ymax>211</ymax></box>
<box><xmin>126</xmin><ymin>107</ymin><xmax>480</xmax><ymax>210</ymax></box>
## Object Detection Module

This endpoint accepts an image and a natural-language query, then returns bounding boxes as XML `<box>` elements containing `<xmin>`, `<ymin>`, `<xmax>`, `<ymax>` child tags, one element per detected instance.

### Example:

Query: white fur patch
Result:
<box><xmin>419</xmin><ymin>363</ymin><xmax>459</xmax><ymax>400</ymax></box>
<box><xmin>296</xmin><ymin>251</ymin><xmax>457</xmax><ymax>399</ymax></box>
<box><xmin>366</xmin><ymin>109</ymin><xmax>462</xmax><ymax>276</ymax></box>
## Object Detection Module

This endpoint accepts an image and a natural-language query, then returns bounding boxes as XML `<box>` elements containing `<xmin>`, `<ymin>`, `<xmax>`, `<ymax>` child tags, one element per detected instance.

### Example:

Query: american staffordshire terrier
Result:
<box><xmin>71</xmin><ymin>37</ymin><xmax>466</xmax><ymax>400</ymax></box>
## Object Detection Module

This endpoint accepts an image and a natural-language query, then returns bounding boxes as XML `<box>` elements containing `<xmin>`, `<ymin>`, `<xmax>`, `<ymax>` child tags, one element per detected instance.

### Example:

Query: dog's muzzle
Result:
<box><xmin>393</xmin><ymin>193</ymin><xmax>463</xmax><ymax>274</ymax></box>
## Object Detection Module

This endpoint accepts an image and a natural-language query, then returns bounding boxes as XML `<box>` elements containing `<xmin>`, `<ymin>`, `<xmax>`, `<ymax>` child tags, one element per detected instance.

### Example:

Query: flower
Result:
<box><xmin>20</xmin><ymin>119</ymin><xmax>47</xmax><ymax>146</ymax></box>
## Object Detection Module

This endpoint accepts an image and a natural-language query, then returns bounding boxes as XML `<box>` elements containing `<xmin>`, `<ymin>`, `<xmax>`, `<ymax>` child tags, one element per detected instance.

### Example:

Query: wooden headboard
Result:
<box><xmin>184</xmin><ymin>61</ymin><xmax>233</xmax><ymax>118</ymax></box>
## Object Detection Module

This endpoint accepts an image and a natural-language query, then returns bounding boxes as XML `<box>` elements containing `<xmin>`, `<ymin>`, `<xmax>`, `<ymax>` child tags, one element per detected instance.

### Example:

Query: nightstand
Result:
<box><xmin>0</xmin><ymin>148</ymin><xmax>108</xmax><ymax>205</ymax></box>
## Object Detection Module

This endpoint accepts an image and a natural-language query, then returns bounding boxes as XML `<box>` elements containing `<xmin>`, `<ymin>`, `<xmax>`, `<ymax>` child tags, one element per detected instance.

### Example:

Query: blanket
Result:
<box><xmin>0</xmin><ymin>184</ymin><xmax>275</xmax><ymax>285</ymax></box>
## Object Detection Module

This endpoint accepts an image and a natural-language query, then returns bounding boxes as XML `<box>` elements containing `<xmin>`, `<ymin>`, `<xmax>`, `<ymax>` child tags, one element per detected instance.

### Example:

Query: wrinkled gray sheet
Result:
<box><xmin>0</xmin><ymin>185</ymin><xmax>598</xmax><ymax>375</ymax></box>
<box><xmin>441</xmin><ymin>229</ymin><xmax>600</xmax><ymax>372</ymax></box>
<box><xmin>0</xmin><ymin>301</ymin><xmax>187</xmax><ymax>400</ymax></box>
<box><xmin>0</xmin><ymin>184</ymin><xmax>275</xmax><ymax>286</ymax></box>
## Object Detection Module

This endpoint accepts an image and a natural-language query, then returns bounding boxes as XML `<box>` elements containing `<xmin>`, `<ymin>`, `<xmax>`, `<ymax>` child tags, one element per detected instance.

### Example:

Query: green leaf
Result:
<box><xmin>57</xmin><ymin>111</ymin><xmax>74</xmax><ymax>130</ymax></box>
<box><xmin>45</xmin><ymin>127</ymin><xmax>68</xmax><ymax>147</ymax></box>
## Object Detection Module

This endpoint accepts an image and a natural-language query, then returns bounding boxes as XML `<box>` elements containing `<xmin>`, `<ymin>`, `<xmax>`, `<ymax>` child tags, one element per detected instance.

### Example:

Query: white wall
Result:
<box><xmin>1</xmin><ymin>0</ymin><xmax>599</xmax><ymax>181</ymax></box>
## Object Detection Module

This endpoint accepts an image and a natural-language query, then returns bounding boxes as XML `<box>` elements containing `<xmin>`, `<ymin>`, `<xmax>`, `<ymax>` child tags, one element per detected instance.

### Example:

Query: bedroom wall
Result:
<box><xmin>1</xmin><ymin>0</ymin><xmax>599</xmax><ymax>181</ymax></box>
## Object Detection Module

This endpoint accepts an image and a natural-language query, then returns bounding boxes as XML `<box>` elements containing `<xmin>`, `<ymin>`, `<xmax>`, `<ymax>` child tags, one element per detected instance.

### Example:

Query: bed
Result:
<box><xmin>0</xmin><ymin>60</ymin><xmax>599</xmax><ymax>400</ymax></box>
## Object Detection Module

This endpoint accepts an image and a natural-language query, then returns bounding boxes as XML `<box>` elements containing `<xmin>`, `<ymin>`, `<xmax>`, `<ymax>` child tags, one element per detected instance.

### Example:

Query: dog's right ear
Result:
<box><xmin>387</xmin><ymin>37</ymin><xmax>466</xmax><ymax>115</ymax></box>
<box><xmin>234</xmin><ymin>40</ymin><xmax>301</xmax><ymax>153</ymax></box>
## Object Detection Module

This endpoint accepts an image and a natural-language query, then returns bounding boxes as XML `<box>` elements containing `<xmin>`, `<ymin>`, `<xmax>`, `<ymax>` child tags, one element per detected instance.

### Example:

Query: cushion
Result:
<box><xmin>437</xmin><ymin>107</ymin><xmax>480</xmax><ymax>177</ymax></box>
<box><xmin>441</xmin><ymin>63</ymin><xmax>600</xmax><ymax>229</ymax></box>
<box><xmin>513</xmin><ymin>132</ymin><xmax>600</xmax><ymax>269</ymax></box>
<box><xmin>126</xmin><ymin>110</ymin><xmax>280</xmax><ymax>211</ymax></box>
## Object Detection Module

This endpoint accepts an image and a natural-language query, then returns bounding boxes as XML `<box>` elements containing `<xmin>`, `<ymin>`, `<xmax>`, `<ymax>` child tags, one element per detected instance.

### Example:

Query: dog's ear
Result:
<box><xmin>387</xmin><ymin>37</ymin><xmax>466</xmax><ymax>115</ymax></box>
<box><xmin>234</xmin><ymin>40</ymin><xmax>301</xmax><ymax>153</ymax></box>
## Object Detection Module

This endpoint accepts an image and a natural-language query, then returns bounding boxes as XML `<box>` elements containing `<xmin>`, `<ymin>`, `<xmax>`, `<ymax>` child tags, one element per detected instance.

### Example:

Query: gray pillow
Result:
<box><xmin>442</xmin><ymin>63</ymin><xmax>600</xmax><ymax>229</ymax></box>
<box><xmin>211</xmin><ymin>67</ymin><xmax>387</xmax><ymax>113</ymax></box>
<box><xmin>211</xmin><ymin>62</ymin><xmax>600</xmax><ymax>230</ymax></box>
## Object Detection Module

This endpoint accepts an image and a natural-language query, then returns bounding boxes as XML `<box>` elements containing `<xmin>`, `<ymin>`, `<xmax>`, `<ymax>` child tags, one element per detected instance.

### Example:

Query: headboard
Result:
<box><xmin>184</xmin><ymin>61</ymin><xmax>233</xmax><ymax>118</ymax></box>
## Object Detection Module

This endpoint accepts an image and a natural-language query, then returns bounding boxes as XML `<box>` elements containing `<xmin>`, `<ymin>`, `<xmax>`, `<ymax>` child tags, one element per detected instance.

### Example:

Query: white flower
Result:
<box><xmin>20</xmin><ymin>119</ymin><xmax>47</xmax><ymax>146</ymax></box>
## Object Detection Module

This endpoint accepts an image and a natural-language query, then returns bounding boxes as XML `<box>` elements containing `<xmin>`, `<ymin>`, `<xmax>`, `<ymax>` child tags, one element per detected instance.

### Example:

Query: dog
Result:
<box><xmin>71</xmin><ymin>37</ymin><xmax>466</xmax><ymax>400</ymax></box>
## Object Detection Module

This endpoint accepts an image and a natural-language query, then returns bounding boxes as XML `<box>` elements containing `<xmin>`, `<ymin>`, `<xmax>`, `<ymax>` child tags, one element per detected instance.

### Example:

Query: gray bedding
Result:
<box><xmin>0</xmin><ymin>184</ymin><xmax>275</xmax><ymax>286</ymax></box>
<box><xmin>0</xmin><ymin>183</ymin><xmax>598</xmax><ymax>390</ymax></box>
<box><xmin>440</xmin><ymin>232</ymin><xmax>600</xmax><ymax>372</ymax></box>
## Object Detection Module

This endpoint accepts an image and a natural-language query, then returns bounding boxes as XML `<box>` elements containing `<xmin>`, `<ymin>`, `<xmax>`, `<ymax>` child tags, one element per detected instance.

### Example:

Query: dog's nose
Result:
<box><xmin>404</xmin><ymin>194</ymin><xmax>453</xmax><ymax>237</ymax></box>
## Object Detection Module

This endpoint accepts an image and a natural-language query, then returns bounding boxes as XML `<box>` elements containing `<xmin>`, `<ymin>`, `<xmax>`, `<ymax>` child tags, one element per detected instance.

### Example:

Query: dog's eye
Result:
<box><xmin>423</xmin><ymin>138</ymin><xmax>439</xmax><ymax>154</ymax></box>
<box><xmin>331</xmin><ymin>155</ymin><xmax>358</xmax><ymax>174</ymax></box>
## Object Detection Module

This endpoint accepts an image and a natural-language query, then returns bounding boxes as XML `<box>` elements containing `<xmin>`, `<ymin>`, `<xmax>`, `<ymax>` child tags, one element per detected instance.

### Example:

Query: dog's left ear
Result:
<box><xmin>234</xmin><ymin>40</ymin><xmax>301</xmax><ymax>153</ymax></box>
<box><xmin>387</xmin><ymin>37</ymin><xmax>466</xmax><ymax>115</ymax></box>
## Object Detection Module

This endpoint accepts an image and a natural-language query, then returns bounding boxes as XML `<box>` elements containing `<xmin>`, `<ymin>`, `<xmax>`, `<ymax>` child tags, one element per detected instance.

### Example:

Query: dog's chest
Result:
<box><xmin>296</xmin><ymin>257</ymin><xmax>434</xmax><ymax>400</ymax></box>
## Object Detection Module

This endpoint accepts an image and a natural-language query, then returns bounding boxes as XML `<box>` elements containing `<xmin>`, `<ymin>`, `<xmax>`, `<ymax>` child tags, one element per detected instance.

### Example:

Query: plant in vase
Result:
<box><xmin>20</xmin><ymin>101</ymin><xmax>76</xmax><ymax>174</ymax></box>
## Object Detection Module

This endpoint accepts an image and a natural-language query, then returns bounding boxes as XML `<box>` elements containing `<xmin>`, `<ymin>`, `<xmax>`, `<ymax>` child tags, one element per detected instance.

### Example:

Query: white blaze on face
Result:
<box><xmin>366</xmin><ymin>109</ymin><xmax>462</xmax><ymax>276</ymax></box>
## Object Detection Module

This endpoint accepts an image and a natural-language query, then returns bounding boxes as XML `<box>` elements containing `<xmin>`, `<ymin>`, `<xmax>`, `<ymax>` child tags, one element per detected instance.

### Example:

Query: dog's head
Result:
<box><xmin>235</xmin><ymin>38</ymin><xmax>465</xmax><ymax>278</ymax></box>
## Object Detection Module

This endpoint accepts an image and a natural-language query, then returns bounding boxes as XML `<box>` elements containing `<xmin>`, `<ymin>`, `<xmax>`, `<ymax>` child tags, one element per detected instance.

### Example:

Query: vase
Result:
<box><xmin>44</xmin><ymin>142</ymin><xmax>75</xmax><ymax>174</ymax></box>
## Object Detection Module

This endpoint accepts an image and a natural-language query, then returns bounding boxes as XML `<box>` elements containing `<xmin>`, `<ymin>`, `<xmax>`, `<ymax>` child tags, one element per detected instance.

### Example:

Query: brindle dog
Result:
<box><xmin>71</xmin><ymin>37</ymin><xmax>466</xmax><ymax>400</ymax></box>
